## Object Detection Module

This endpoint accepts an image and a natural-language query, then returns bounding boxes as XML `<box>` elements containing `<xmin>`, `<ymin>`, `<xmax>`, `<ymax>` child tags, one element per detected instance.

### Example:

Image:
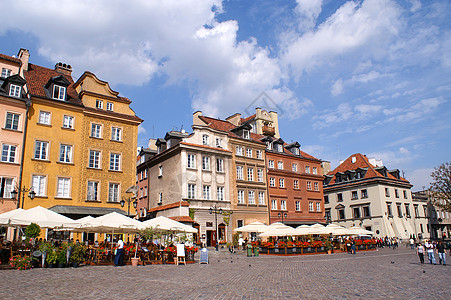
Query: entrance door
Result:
<box><xmin>206</xmin><ymin>230</ymin><xmax>216</xmax><ymax>247</ymax></box>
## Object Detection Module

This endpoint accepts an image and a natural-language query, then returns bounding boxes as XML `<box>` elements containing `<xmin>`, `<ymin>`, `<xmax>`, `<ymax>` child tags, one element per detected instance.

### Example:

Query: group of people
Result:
<box><xmin>375</xmin><ymin>237</ymin><xmax>399</xmax><ymax>249</ymax></box>
<box><xmin>416</xmin><ymin>240</ymin><xmax>449</xmax><ymax>265</ymax></box>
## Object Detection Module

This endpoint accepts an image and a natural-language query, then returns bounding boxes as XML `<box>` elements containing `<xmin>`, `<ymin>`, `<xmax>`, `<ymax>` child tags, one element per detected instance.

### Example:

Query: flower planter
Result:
<box><xmin>303</xmin><ymin>247</ymin><xmax>315</xmax><ymax>254</ymax></box>
<box><xmin>131</xmin><ymin>257</ymin><xmax>140</xmax><ymax>266</ymax></box>
<box><xmin>327</xmin><ymin>250</ymin><xmax>332</xmax><ymax>255</ymax></box>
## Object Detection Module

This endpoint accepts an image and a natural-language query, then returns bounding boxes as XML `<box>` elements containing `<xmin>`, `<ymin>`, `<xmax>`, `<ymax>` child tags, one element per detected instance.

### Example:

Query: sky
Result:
<box><xmin>1</xmin><ymin>0</ymin><xmax>450</xmax><ymax>191</ymax></box>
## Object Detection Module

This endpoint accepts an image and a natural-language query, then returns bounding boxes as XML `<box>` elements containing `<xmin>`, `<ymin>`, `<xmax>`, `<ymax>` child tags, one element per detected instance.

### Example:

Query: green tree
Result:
<box><xmin>430</xmin><ymin>161</ymin><xmax>451</xmax><ymax>212</ymax></box>
<box><xmin>25</xmin><ymin>223</ymin><xmax>41</xmax><ymax>239</ymax></box>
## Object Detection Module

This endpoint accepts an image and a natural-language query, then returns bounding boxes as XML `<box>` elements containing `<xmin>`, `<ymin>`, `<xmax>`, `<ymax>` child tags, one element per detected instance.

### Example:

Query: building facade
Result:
<box><xmin>324</xmin><ymin>153</ymin><xmax>429</xmax><ymax>239</ymax></box>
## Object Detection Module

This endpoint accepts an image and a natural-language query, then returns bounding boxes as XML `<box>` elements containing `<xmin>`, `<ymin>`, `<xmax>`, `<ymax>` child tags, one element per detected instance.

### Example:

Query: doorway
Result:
<box><xmin>206</xmin><ymin>230</ymin><xmax>216</xmax><ymax>247</ymax></box>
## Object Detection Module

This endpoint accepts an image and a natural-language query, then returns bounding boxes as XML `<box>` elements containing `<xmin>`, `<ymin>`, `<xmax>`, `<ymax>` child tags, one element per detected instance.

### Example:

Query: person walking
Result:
<box><xmin>436</xmin><ymin>241</ymin><xmax>446</xmax><ymax>266</ymax></box>
<box><xmin>409</xmin><ymin>237</ymin><xmax>414</xmax><ymax>249</ymax></box>
<box><xmin>416</xmin><ymin>242</ymin><xmax>425</xmax><ymax>264</ymax></box>
<box><xmin>425</xmin><ymin>240</ymin><xmax>436</xmax><ymax>265</ymax></box>
<box><xmin>114</xmin><ymin>238</ymin><xmax>124</xmax><ymax>266</ymax></box>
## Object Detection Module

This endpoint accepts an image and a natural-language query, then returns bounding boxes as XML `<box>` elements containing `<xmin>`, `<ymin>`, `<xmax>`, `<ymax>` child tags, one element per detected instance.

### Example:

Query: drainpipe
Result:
<box><xmin>16</xmin><ymin>96</ymin><xmax>31</xmax><ymax>209</ymax></box>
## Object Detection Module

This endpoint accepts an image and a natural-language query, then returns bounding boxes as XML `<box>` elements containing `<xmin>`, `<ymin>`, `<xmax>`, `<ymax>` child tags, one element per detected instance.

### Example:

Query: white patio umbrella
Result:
<box><xmin>0</xmin><ymin>208</ymin><xmax>24</xmax><ymax>225</ymax></box>
<box><xmin>234</xmin><ymin>221</ymin><xmax>268</xmax><ymax>233</ymax></box>
<box><xmin>349</xmin><ymin>226</ymin><xmax>374</xmax><ymax>235</ymax></box>
<box><xmin>74</xmin><ymin>212</ymin><xmax>145</xmax><ymax>233</ymax></box>
<box><xmin>141</xmin><ymin>216</ymin><xmax>197</xmax><ymax>233</ymax></box>
<box><xmin>8</xmin><ymin>206</ymin><xmax>78</xmax><ymax>228</ymax></box>
<box><xmin>260</xmin><ymin>223</ymin><xmax>297</xmax><ymax>237</ymax></box>
<box><xmin>295</xmin><ymin>225</ymin><xmax>317</xmax><ymax>235</ymax></box>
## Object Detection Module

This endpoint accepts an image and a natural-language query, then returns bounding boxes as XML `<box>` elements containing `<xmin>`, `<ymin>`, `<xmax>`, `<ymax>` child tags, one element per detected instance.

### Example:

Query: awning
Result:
<box><xmin>48</xmin><ymin>205</ymin><xmax>127</xmax><ymax>217</ymax></box>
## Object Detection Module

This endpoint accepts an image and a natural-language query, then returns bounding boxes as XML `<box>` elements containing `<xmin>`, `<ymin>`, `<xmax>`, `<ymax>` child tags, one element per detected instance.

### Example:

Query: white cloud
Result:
<box><xmin>294</xmin><ymin>0</ymin><xmax>323</xmax><ymax>31</ymax></box>
<box><xmin>138</xmin><ymin>124</ymin><xmax>147</xmax><ymax>135</ymax></box>
<box><xmin>407</xmin><ymin>168</ymin><xmax>433</xmax><ymax>191</ymax></box>
<box><xmin>399</xmin><ymin>147</ymin><xmax>410</xmax><ymax>155</ymax></box>
<box><xmin>384</xmin><ymin>97</ymin><xmax>445</xmax><ymax>123</ymax></box>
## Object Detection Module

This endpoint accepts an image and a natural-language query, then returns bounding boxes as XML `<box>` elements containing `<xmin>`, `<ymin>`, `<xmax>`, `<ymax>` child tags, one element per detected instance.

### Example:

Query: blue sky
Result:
<box><xmin>1</xmin><ymin>0</ymin><xmax>450</xmax><ymax>190</ymax></box>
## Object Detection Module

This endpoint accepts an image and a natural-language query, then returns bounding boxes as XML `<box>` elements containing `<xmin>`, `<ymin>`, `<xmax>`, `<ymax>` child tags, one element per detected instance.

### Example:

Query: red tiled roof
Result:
<box><xmin>0</xmin><ymin>53</ymin><xmax>21</xmax><ymax>64</ymax></box>
<box><xmin>241</xmin><ymin>114</ymin><xmax>255</xmax><ymax>123</ymax></box>
<box><xmin>169</xmin><ymin>216</ymin><xmax>194</xmax><ymax>223</ymax></box>
<box><xmin>326</xmin><ymin>153</ymin><xmax>409</xmax><ymax>184</ymax></box>
<box><xmin>24</xmin><ymin>63</ymin><xmax>83</xmax><ymax>106</ymax></box>
<box><xmin>147</xmin><ymin>201</ymin><xmax>190</xmax><ymax>213</ymax></box>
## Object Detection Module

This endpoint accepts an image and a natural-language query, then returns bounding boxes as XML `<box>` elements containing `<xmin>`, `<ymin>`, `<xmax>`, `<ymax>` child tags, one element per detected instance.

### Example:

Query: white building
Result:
<box><xmin>324</xmin><ymin>153</ymin><xmax>429</xmax><ymax>240</ymax></box>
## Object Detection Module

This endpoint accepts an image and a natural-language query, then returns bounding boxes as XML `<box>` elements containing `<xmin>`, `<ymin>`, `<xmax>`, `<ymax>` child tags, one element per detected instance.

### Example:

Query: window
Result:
<box><xmin>202</xmin><ymin>156</ymin><xmax>210</xmax><ymax>170</ymax></box>
<box><xmin>107</xmin><ymin>183</ymin><xmax>119</xmax><ymax>202</ymax></box>
<box><xmin>188</xmin><ymin>184</ymin><xmax>196</xmax><ymax>199</ymax></box>
<box><xmin>187</xmin><ymin>154</ymin><xmax>196</xmax><ymax>168</ymax></box>
<box><xmin>305</xmin><ymin>166</ymin><xmax>310</xmax><ymax>173</ymax></box>
<box><xmin>316</xmin><ymin>202</ymin><xmax>321</xmax><ymax>212</ymax></box>
<box><xmin>293</xmin><ymin>180</ymin><xmax>299</xmax><ymax>189</ymax></box>
<box><xmin>281</xmin><ymin>200</ymin><xmax>286</xmax><ymax>210</ymax></box>
<box><xmin>5</xmin><ymin>112</ymin><xmax>19</xmax><ymax>130</ymax></box>
<box><xmin>9</xmin><ymin>84</ymin><xmax>21</xmax><ymax>97</ymax></box>
<box><xmin>338</xmin><ymin>208</ymin><xmax>345</xmax><ymax>220</ymax></box>
<box><xmin>396</xmin><ymin>203</ymin><xmax>402</xmax><ymax>218</ymax></box>
<box><xmin>395</xmin><ymin>189</ymin><xmax>399</xmax><ymax>198</ymax></box>
<box><xmin>32</xmin><ymin>175</ymin><xmax>46</xmax><ymax>197</ymax></box>
<box><xmin>414</xmin><ymin>205</ymin><xmax>419</xmax><ymax>218</ymax></box>
<box><xmin>109</xmin><ymin>153</ymin><xmax>121</xmax><ymax>171</ymax></box>
<box><xmin>59</xmin><ymin>144</ymin><xmax>73</xmax><ymax>163</ymax></box>
<box><xmin>337</xmin><ymin>193</ymin><xmax>343</xmax><ymax>202</ymax></box>
<box><xmin>236</xmin><ymin>146</ymin><xmax>243</xmax><ymax>156</ymax></box>
<box><xmin>217</xmin><ymin>187</ymin><xmax>224</xmax><ymax>201</ymax></box>
<box><xmin>238</xmin><ymin>190</ymin><xmax>245</xmax><ymax>204</ymax></box>
<box><xmin>95</xmin><ymin>99</ymin><xmax>103</xmax><ymax>109</ymax></box>
<box><xmin>325</xmin><ymin>209</ymin><xmax>331</xmax><ymax>222</ymax></box>
<box><xmin>34</xmin><ymin>141</ymin><xmax>49</xmax><ymax>160</ymax></box>
<box><xmin>1</xmin><ymin>144</ymin><xmax>16</xmax><ymax>163</ymax></box>
<box><xmin>53</xmin><ymin>85</ymin><xmax>66</xmax><ymax>100</ymax></box>
<box><xmin>63</xmin><ymin>115</ymin><xmax>74</xmax><ymax>129</ymax></box>
<box><xmin>39</xmin><ymin>111</ymin><xmax>51</xmax><ymax>125</ymax></box>
<box><xmin>236</xmin><ymin>166</ymin><xmax>243</xmax><ymax>180</ymax></box>
<box><xmin>423</xmin><ymin>206</ymin><xmax>428</xmax><ymax>218</ymax></box>
<box><xmin>216</xmin><ymin>158</ymin><xmax>224</xmax><ymax>172</ymax></box>
<box><xmin>243</xmin><ymin>130</ymin><xmax>250</xmax><ymax>139</ymax></box>
<box><xmin>314</xmin><ymin>182</ymin><xmax>319</xmax><ymax>191</ymax></box>
<box><xmin>385</xmin><ymin>188</ymin><xmax>390</xmax><ymax>197</ymax></box>
<box><xmin>278</xmin><ymin>161</ymin><xmax>283</xmax><ymax>169</ymax></box>
<box><xmin>307</xmin><ymin>181</ymin><xmax>312</xmax><ymax>190</ymax></box>
<box><xmin>248</xmin><ymin>191</ymin><xmax>255</xmax><ymax>204</ymax></box>
<box><xmin>268</xmin><ymin>160</ymin><xmax>274</xmax><ymax>168</ymax></box>
<box><xmin>247</xmin><ymin>168</ymin><xmax>254</xmax><ymax>181</ymax></box>
<box><xmin>111</xmin><ymin>127</ymin><xmax>122</xmax><ymax>141</ymax></box>
<box><xmin>202</xmin><ymin>134</ymin><xmax>209</xmax><ymax>146</ymax></box>
<box><xmin>0</xmin><ymin>178</ymin><xmax>14</xmax><ymax>198</ymax></box>
<box><xmin>158</xmin><ymin>192</ymin><xmax>163</xmax><ymax>204</ymax></box>
<box><xmin>203</xmin><ymin>185</ymin><xmax>210</xmax><ymax>200</ymax></box>
<box><xmin>277</xmin><ymin>144</ymin><xmax>283</xmax><ymax>152</ymax></box>
<box><xmin>313</xmin><ymin>167</ymin><xmax>318</xmax><ymax>175</ymax></box>
<box><xmin>269</xmin><ymin>177</ymin><xmax>275</xmax><ymax>187</ymax></box>
<box><xmin>215</xmin><ymin>138</ymin><xmax>222</xmax><ymax>148</ymax></box>
<box><xmin>159</xmin><ymin>166</ymin><xmax>163</xmax><ymax>177</ymax></box>
<box><xmin>279</xmin><ymin>178</ymin><xmax>284</xmax><ymax>188</ymax></box>
<box><xmin>256</xmin><ymin>150</ymin><xmax>262</xmax><ymax>159</ymax></box>
<box><xmin>106</xmin><ymin>102</ymin><xmax>114</xmax><ymax>111</ymax></box>
<box><xmin>324</xmin><ymin>195</ymin><xmax>329</xmax><ymax>204</ymax></box>
<box><xmin>266</xmin><ymin>142</ymin><xmax>273</xmax><ymax>150</ymax></box>
<box><xmin>271</xmin><ymin>199</ymin><xmax>277</xmax><ymax>210</ymax></box>
<box><xmin>361</xmin><ymin>189</ymin><xmax>368</xmax><ymax>198</ymax></box>
<box><xmin>405</xmin><ymin>204</ymin><xmax>411</xmax><ymax>218</ymax></box>
<box><xmin>351</xmin><ymin>191</ymin><xmax>358</xmax><ymax>200</ymax></box>
<box><xmin>387</xmin><ymin>203</ymin><xmax>393</xmax><ymax>217</ymax></box>
<box><xmin>246</xmin><ymin>148</ymin><xmax>252</xmax><ymax>157</ymax></box>
<box><xmin>295</xmin><ymin>201</ymin><xmax>300</xmax><ymax>211</ymax></box>
<box><xmin>292</xmin><ymin>163</ymin><xmax>297</xmax><ymax>172</ymax></box>
<box><xmin>258</xmin><ymin>192</ymin><xmax>265</xmax><ymax>205</ymax></box>
<box><xmin>257</xmin><ymin>169</ymin><xmax>263</xmax><ymax>182</ymax></box>
<box><xmin>144</xmin><ymin>169</ymin><xmax>147</xmax><ymax>178</ymax></box>
<box><xmin>353</xmin><ymin>207</ymin><xmax>361</xmax><ymax>219</ymax></box>
<box><xmin>309</xmin><ymin>201</ymin><xmax>314</xmax><ymax>212</ymax></box>
<box><xmin>403</xmin><ymin>190</ymin><xmax>408</xmax><ymax>199</ymax></box>
<box><xmin>89</xmin><ymin>150</ymin><xmax>101</xmax><ymax>169</ymax></box>
<box><xmin>56</xmin><ymin>177</ymin><xmax>71</xmax><ymax>198</ymax></box>
<box><xmin>91</xmin><ymin>123</ymin><xmax>102</xmax><ymax>138</ymax></box>
<box><xmin>363</xmin><ymin>206</ymin><xmax>371</xmax><ymax>217</ymax></box>
<box><xmin>294</xmin><ymin>148</ymin><xmax>299</xmax><ymax>155</ymax></box>
<box><xmin>1</xmin><ymin>68</ymin><xmax>11</xmax><ymax>78</ymax></box>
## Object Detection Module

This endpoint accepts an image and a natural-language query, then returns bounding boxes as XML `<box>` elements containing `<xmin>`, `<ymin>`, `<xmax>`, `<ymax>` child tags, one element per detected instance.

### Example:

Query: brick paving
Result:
<box><xmin>1</xmin><ymin>247</ymin><xmax>449</xmax><ymax>299</ymax></box>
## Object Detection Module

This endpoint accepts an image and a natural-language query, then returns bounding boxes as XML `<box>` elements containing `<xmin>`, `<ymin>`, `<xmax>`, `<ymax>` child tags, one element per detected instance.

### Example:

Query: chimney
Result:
<box><xmin>148</xmin><ymin>138</ymin><xmax>158</xmax><ymax>151</ymax></box>
<box><xmin>193</xmin><ymin>111</ymin><xmax>203</xmax><ymax>126</ymax></box>
<box><xmin>226</xmin><ymin>113</ymin><xmax>241</xmax><ymax>126</ymax></box>
<box><xmin>55</xmin><ymin>62</ymin><xmax>73</xmax><ymax>76</ymax></box>
<box><xmin>18</xmin><ymin>48</ymin><xmax>30</xmax><ymax>72</ymax></box>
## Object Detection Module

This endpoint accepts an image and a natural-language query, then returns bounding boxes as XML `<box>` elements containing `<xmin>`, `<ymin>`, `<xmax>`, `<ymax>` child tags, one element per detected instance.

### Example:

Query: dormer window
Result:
<box><xmin>266</xmin><ymin>142</ymin><xmax>272</xmax><ymax>150</ymax></box>
<box><xmin>96</xmin><ymin>99</ymin><xmax>103</xmax><ymax>109</ymax></box>
<box><xmin>277</xmin><ymin>144</ymin><xmax>283</xmax><ymax>152</ymax></box>
<box><xmin>294</xmin><ymin>148</ymin><xmax>299</xmax><ymax>155</ymax></box>
<box><xmin>243</xmin><ymin>130</ymin><xmax>250</xmax><ymax>139</ymax></box>
<box><xmin>9</xmin><ymin>84</ymin><xmax>21</xmax><ymax>97</ymax></box>
<box><xmin>53</xmin><ymin>85</ymin><xmax>66</xmax><ymax>100</ymax></box>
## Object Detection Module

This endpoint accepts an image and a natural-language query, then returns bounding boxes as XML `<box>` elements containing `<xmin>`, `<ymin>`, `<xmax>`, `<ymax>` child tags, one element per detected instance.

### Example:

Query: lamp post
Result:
<box><xmin>209</xmin><ymin>205</ymin><xmax>223</xmax><ymax>251</ymax></box>
<box><xmin>278</xmin><ymin>212</ymin><xmax>287</xmax><ymax>224</ymax></box>
<box><xmin>11</xmin><ymin>186</ymin><xmax>36</xmax><ymax>209</ymax></box>
<box><xmin>120</xmin><ymin>196</ymin><xmax>137</xmax><ymax>217</ymax></box>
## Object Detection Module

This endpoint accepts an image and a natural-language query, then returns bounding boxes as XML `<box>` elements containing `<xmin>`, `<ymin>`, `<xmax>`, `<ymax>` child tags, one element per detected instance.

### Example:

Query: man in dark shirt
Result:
<box><xmin>436</xmin><ymin>241</ymin><xmax>446</xmax><ymax>266</ymax></box>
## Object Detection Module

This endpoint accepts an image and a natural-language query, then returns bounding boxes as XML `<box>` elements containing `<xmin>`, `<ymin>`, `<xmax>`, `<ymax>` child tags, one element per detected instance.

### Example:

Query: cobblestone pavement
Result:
<box><xmin>1</xmin><ymin>247</ymin><xmax>449</xmax><ymax>299</ymax></box>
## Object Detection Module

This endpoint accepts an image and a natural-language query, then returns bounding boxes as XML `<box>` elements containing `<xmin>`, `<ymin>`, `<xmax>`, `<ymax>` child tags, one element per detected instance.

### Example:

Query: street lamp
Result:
<box><xmin>278</xmin><ymin>212</ymin><xmax>287</xmax><ymax>224</ymax></box>
<box><xmin>209</xmin><ymin>205</ymin><xmax>223</xmax><ymax>251</ymax></box>
<box><xmin>11</xmin><ymin>186</ymin><xmax>36</xmax><ymax>209</ymax></box>
<box><xmin>120</xmin><ymin>196</ymin><xmax>137</xmax><ymax>217</ymax></box>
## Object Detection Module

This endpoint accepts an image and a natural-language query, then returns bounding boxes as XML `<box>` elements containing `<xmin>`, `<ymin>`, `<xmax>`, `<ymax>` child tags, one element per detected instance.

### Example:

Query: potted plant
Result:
<box><xmin>9</xmin><ymin>255</ymin><xmax>33</xmax><ymax>270</ymax></box>
<box><xmin>46</xmin><ymin>249</ymin><xmax>58</xmax><ymax>268</ymax></box>
<box><xmin>325</xmin><ymin>240</ymin><xmax>333</xmax><ymax>254</ymax></box>
<box><xmin>57</xmin><ymin>249</ymin><xmax>67</xmax><ymax>268</ymax></box>
<box><xmin>69</xmin><ymin>243</ymin><xmax>86</xmax><ymax>268</ymax></box>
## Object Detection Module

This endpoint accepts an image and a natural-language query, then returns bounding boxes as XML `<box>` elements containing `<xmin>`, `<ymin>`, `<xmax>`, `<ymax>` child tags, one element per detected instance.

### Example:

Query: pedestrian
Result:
<box><xmin>351</xmin><ymin>238</ymin><xmax>356</xmax><ymax>254</ymax></box>
<box><xmin>409</xmin><ymin>237</ymin><xmax>414</xmax><ymax>249</ymax></box>
<box><xmin>436</xmin><ymin>241</ymin><xmax>446</xmax><ymax>266</ymax></box>
<box><xmin>114</xmin><ymin>238</ymin><xmax>124</xmax><ymax>266</ymax></box>
<box><xmin>238</xmin><ymin>236</ymin><xmax>244</xmax><ymax>250</ymax></box>
<box><xmin>416</xmin><ymin>242</ymin><xmax>425</xmax><ymax>264</ymax></box>
<box><xmin>425</xmin><ymin>240</ymin><xmax>436</xmax><ymax>265</ymax></box>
